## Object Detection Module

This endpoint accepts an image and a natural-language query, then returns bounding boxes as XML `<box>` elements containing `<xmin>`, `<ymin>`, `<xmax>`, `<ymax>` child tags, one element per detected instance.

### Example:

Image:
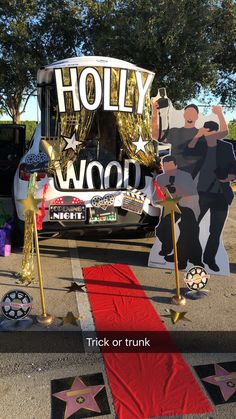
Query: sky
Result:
<box><xmin>0</xmin><ymin>94</ymin><xmax>235</xmax><ymax>123</ymax></box>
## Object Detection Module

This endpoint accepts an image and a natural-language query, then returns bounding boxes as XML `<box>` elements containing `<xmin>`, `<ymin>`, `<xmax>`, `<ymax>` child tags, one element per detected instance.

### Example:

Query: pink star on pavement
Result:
<box><xmin>202</xmin><ymin>364</ymin><xmax>236</xmax><ymax>402</ymax></box>
<box><xmin>53</xmin><ymin>376</ymin><xmax>105</xmax><ymax>418</ymax></box>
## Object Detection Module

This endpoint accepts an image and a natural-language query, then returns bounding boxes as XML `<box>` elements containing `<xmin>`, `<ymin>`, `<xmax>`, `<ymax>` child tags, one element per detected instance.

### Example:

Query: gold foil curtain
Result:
<box><xmin>112</xmin><ymin>69</ymin><xmax>156</xmax><ymax>166</ymax></box>
<box><xmin>42</xmin><ymin>66</ymin><xmax>156</xmax><ymax>171</ymax></box>
<box><xmin>42</xmin><ymin>67</ymin><xmax>97</xmax><ymax>173</ymax></box>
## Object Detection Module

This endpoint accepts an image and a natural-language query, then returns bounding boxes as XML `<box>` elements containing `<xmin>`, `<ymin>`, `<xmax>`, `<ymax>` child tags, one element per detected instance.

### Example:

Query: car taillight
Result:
<box><xmin>19</xmin><ymin>164</ymin><xmax>46</xmax><ymax>181</ymax></box>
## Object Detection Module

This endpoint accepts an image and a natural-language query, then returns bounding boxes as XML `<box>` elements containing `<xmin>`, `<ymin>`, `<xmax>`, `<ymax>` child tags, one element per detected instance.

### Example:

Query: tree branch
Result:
<box><xmin>20</xmin><ymin>88</ymin><xmax>37</xmax><ymax>115</ymax></box>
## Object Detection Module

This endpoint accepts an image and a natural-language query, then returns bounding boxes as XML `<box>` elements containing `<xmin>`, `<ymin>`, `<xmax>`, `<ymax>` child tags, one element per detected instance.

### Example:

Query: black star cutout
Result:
<box><xmin>64</xmin><ymin>282</ymin><xmax>86</xmax><ymax>293</ymax></box>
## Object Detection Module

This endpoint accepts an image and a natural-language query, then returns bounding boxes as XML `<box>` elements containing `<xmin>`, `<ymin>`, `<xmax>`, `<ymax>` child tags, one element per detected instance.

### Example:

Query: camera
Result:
<box><xmin>157</xmin><ymin>88</ymin><xmax>169</xmax><ymax>109</ymax></box>
<box><xmin>166</xmin><ymin>175</ymin><xmax>176</xmax><ymax>194</ymax></box>
<box><xmin>167</xmin><ymin>184</ymin><xmax>176</xmax><ymax>194</ymax></box>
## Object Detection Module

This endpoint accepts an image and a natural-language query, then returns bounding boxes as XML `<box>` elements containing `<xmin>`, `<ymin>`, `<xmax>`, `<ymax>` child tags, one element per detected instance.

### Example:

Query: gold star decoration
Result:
<box><xmin>18</xmin><ymin>192</ymin><xmax>42</xmax><ymax>214</ymax></box>
<box><xmin>41</xmin><ymin>139</ymin><xmax>56</xmax><ymax>161</ymax></box>
<box><xmin>64</xmin><ymin>282</ymin><xmax>86</xmax><ymax>293</ymax></box>
<box><xmin>59</xmin><ymin>311</ymin><xmax>80</xmax><ymax>327</ymax></box>
<box><xmin>162</xmin><ymin>309</ymin><xmax>191</xmax><ymax>324</ymax></box>
<box><xmin>157</xmin><ymin>190</ymin><xmax>181</xmax><ymax>217</ymax></box>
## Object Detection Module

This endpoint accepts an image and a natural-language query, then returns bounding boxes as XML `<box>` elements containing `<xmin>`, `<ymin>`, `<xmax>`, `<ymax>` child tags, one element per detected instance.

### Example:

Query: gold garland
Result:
<box><xmin>16</xmin><ymin>173</ymin><xmax>36</xmax><ymax>285</ymax></box>
<box><xmin>113</xmin><ymin>69</ymin><xmax>156</xmax><ymax>166</ymax></box>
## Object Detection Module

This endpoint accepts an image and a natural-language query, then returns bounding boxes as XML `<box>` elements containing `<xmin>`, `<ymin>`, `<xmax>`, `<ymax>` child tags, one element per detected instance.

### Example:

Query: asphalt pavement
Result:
<box><xmin>0</xmin><ymin>197</ymin><xmax>235</xmax><ymax>418</ymax></box>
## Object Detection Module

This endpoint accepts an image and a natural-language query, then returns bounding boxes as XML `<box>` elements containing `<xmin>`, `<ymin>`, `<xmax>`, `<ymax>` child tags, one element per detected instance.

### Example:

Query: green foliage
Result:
<box><xmin>0</xmin><ymin>0</ymin><xmax>235</xmax><ymax>122</ymax></box>
<box><xmin>228</xmin><ymin>120</ymin><xmax>236</xmax><ymax>140</ymax></box>
<box><xmin>0</xmin><ymin>120</ymin><xmax>37</xmax><ymax>142</ymax></box>
<box><xmin>209</xmin><ymin>0</ymin><xmax>236</xmax><ymax>105</ymax></box>
<box><xmin>23</xmin><ymin>120</ymin><xmax>37</xmax><ymax>142</ymax></box>
<box><xmin>82</xmin><ymin>0</ymin><xmax>236</xmax><ymax>107</ymax></box>
<box><xmin>0</xmin><ymin>1</ymin><xmax>84</xmax><ymax>123</ymax></box>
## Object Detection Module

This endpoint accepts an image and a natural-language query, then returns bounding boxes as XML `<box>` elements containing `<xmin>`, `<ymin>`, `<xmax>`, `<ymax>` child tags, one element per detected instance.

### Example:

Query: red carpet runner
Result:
<box><xmin>83</xmin><ymin>264</ymin><xmax>213</xmax><ymax>418</ymax></box>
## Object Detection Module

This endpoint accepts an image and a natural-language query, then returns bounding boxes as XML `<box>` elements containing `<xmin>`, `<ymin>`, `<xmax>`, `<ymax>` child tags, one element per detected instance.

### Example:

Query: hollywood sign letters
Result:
<box><xmin>56</xmin><ymin>159</ymin><xmax>141</xmax><ymax>190</ymax></box>
<box><xmin>55</xmin><ymin>67</ymin><xmax>154</xmax><ymax>114</ymax></box>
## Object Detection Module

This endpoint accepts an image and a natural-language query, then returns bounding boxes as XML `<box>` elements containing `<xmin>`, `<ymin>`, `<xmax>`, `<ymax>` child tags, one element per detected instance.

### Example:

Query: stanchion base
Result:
<box><xmin>36</xmin><ymin>314</ymin><xmax>54</xmax><ymax>326</ymax></box>
<box><xmin>171</xmin><ymin>295</ymin><xmax>186</xmax><ymax>306</ymax></box>
<box><xmin>185</xmin><ymin>290</ymin><xmax>209</xmax><ymax>300</ymax></box>
<box><xmin>0</xmin><ymin>317</ymin><xmax>34</xmax><ymax>331</ymax></box>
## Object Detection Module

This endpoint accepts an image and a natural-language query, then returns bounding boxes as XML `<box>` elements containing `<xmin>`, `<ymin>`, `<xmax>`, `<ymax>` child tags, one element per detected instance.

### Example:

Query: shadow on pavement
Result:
<box><xmin>77</xmin><ymin>246</ymin><xmax>150</xmax><ymax>266</ymax></box>
<box><xmin>230</xmin><ymin>262</ymin><xmax>236</xmax><ymax>273</ymax></box>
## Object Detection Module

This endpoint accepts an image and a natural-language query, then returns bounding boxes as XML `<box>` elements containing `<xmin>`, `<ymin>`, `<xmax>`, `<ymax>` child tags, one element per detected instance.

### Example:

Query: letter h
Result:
<box><xmin>55</xmin><ymin>68</ymin><xmax>80</xmax><ymax>113</ymax></box>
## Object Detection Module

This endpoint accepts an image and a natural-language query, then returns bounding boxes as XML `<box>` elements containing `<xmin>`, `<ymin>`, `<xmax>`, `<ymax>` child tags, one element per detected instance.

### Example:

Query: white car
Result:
<box><xmin>13</xmin><ymin>56</ymin><xmax>170</xmax><ymax>243</ymax></box>
<box><xmin>13</xmin><ymin>123</ymin><xmax>167</xmax><ymax>242</ymax></box>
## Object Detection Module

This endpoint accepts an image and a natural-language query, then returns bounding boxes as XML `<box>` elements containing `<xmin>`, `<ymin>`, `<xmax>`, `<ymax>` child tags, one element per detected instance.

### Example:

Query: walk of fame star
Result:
<box><xmin>52</xmin><ymin>377</ymin><xmax>105</xmax><ymax>418</ymax></box>
<box><xmin>202</xmin><ymin>364</ymin><xmax>236</xmax><ymax>402</ymax></box>
<box><xmin>132</xmin><ymin>134</ymin><xmax>149</xmax><ymax>154</ymax></box>
<box><xmin>63</xmin><ymin>132</ymin><xmax>82</xmax><ymax>151</ymax></box>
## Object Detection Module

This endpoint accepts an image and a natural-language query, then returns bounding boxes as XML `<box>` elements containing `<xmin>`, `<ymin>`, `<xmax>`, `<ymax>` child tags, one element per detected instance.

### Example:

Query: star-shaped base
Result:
<box><xmin>64</xmin><ymin>282</ymin><xmax>86</xmax><ymax>293</ymax></box>
<box><xmin>59</xmin><ymin>311</ymin><xmax>80</xmax><ymax>327</ymax></box>
<box><xmin>162</xmin><ymin>309</ymin><xmax>190</xmax><ymax>324</ymax></box>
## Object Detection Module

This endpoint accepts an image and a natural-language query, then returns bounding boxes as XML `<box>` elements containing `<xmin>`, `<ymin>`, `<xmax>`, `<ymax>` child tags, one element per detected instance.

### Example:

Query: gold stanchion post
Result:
<box><xmin>18</xmin><ymin>188</ymin><xmax>53</xmax><ymax>325</ymax></box>
<box><xmin>158</xmin><ymin>190</ymin><xmax>186</xmax><ymax>305</ymax></box>
<box><xmin>170</xmin><ymin>210</ymin><xmax>186</xmax><ymax>305</ymax></box>
<box><xmin>33</xmin><ymin>213</ymin><xmax>53</xmax><ymax>325</ymax></box>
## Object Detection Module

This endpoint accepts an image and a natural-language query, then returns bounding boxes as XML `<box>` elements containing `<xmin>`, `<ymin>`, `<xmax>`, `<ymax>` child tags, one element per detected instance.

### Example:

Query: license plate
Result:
<box><xmin>49</xmin><ymin>204</ymin><xmax>86</xmax><ymax>221</ymax></box>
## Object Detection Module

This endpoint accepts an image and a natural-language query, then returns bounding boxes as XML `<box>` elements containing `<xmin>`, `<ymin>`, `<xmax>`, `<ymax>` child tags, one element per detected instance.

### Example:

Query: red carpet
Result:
<box><xmin>83</xmin><ymin>264</ymin><xmax>213</xmax><ymax>418</ymax></box>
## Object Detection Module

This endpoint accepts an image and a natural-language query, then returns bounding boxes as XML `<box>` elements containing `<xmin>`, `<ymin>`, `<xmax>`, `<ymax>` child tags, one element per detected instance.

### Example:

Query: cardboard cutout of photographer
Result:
<box><xmin>149</xmin><ymin>91</ymin><xmax>236</xmax><ymax>275</ymax></box>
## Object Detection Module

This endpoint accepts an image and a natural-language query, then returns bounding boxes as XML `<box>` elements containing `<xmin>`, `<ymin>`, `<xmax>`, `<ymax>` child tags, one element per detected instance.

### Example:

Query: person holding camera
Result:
<box><xmin>152</xmin><ymin>100</ymin><xmax>201</xmax><ymax>175</ymax></box>
<box><xmin>187</xmin><ymin>109</ymin><xmax>236</xmax><ymax>272</ymax></box>
<box><xmin>152</xmin><ymin>101</ymin><xmax>229</xmax><ymax>180</ymax></box>
<box><xmin>153</xmin><ymin>155</ymin><xmax>203</xmax><ymax>270</ymax></box>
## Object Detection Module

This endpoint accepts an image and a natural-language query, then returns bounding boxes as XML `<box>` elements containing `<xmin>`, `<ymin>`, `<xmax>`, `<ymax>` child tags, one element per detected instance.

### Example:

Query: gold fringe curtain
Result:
<box><xmin>58</xmin><ymin>67</ymin><xmax>98</xmax><ymax>171</ymax></box>
<box><xmin>43</xmin><ymin>66</ymin><xmax>97</xmax><ymax>172</ymax></box>
<box><xmin>42</xmin><ymin>66</ymin><xmax>156</xmax><ymax>171</ymax></box>
<box><xmin>112</xmin><ymin>68</ymin><xmax>156</xmax><ymax>167</ymax></box>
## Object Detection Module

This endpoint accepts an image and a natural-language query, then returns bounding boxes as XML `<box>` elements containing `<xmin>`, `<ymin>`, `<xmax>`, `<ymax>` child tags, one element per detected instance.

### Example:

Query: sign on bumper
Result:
<box><xmin>49</xmin><ymin>204</ymin><xmax>86</xmax><ymax>221</ymax></box>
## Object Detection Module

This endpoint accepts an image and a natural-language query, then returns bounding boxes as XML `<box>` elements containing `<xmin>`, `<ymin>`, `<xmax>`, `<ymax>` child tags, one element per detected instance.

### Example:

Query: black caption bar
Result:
<box><xmin>0</xmin><ymin>331</ymin><xmax>235</xmax><ymax>353</ymax></box>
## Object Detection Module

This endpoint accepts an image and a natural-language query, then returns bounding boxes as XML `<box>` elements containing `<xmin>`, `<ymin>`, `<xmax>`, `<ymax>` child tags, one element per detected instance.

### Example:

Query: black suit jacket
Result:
<box><xmin>216</xmin><ymin>140</ymin><xmax>236</xmax><ymax>204</ymax></box>
<box><xmin>185</xmin><ymin>138</ymin><xmax>236</xmax><ymax>204</ymax></box>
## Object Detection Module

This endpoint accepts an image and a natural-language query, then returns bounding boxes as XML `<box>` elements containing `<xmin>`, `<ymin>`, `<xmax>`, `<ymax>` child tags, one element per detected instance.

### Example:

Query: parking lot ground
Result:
<box><xmin>0</xmin><ymin>197</ymin><xmax>235</xmax><ymax>418</ymax></box>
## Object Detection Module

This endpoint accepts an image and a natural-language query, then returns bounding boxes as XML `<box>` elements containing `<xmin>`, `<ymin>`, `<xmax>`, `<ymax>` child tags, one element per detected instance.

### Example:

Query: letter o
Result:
<box><xmin>79</xmin><ymin>67</ymin><xmax>102</xmax><ymax>111</ymax></box>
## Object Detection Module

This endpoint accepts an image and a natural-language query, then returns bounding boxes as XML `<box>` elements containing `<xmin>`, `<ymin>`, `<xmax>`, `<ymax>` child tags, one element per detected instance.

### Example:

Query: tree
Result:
<box><xmin>210</xmin><ymin>0</ymin><xmax>236</xmax><ymax>106</ymax></box>
<box><xmin>0</xmin><ymin>0</ymin><xmax>235</xmax><ymax>122</ymax></box>
<box><xmin>82</xmin><ymin>0</ymin><xmax>236</xmax><ymax>107</ymax></box>
<box><xmin>228</xmin><ymin>120</ymin><xmax>236</xmax><ymax>140</ymax></box>
<box><xmin>0</xmin><ymin>1</ymin><xmax>38</xmax><ymax>123</ymax></box>
<box><xmin>0</xmin><ymin>0</ymin><xmax>84</xmax><ymax>123</ymax></box>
